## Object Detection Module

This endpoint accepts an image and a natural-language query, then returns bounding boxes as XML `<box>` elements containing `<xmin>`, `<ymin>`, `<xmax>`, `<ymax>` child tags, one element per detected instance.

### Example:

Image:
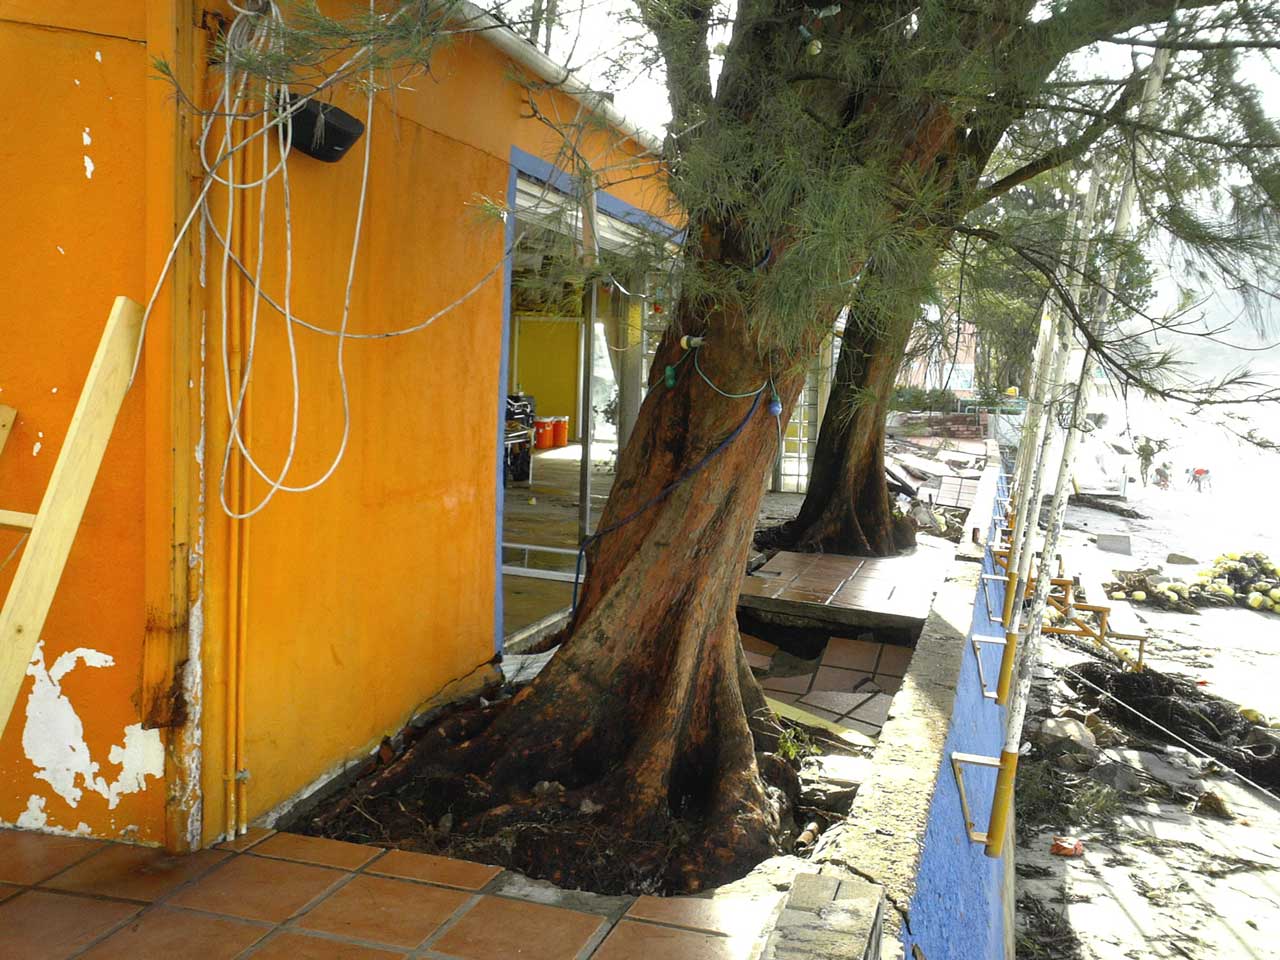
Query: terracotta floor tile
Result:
<box><xmin>811</xmin><ymin>666</ymin><xmax>871</xmax><ymax>692</ymax></box>
<box><xmin>760</xmin><ymin>672</ymin><xmax>812</xmax><ymax>695</ymax></box>
<box><xmin>168</xmin><ymin>853</ymin><xmax>345</xmax><ymax>922</ymax></box>
<box><xmin>739</xmin><ymin>634</ymin><xmax>778</xmax><ymax>658</ymax></box>
<box><xmin>79</xmin><ymin>906</ymin><xmax>269</xmax><ymax>959</ymax></box>
<box><xmin>798</xmin><ymin>690</ymin><xmax>871</xmax><ymax>716</ymax></box>
<box><xmin>739</xmin><ymin>578</ymin><xmax>783</xmax><ymax>599</ymax></box>
<box><xmin>429</xmin><ymin>894</ymin><xmax>604</xmax><ymax>960</ymax></box>
<box><xmin>297</xmin><ymin>874</ymin><xmax>469</xmax><ymax>948</ymax></box>
<box><xmin>792</xmin><ymin>573</ymin><xmax>850</xmax><ymax>594</ymax></box>
<box><xmin>625</xmin><ymin>892</ymin><xmax>783</xmax><ymax>937</ymax></box>
<box><xmin>593</xmin><ymin>920</ymin><xmax>756</xmax><ymax>960</ymax></box>
<box><xmin>0</xmin><ymin>829</ymin><xmax>102</xmax><ymax>884</ymax></box>
<box><xmin>247</xmin><ymin>931</ymin><xmax>406</xmax><ymax>959</ymax></box>
<box><xmin>744</xmin><ymin>650</ymin><xmax>773</xmax><ymax>672</ymax></box>
<box><xmin>873</xmin><ymin>674</ymin><xmax>903</xmax><ymax>694</ymax></box>
<box><xmin>43</xmin><ymin>844</ymin><xmax>229</xmax><ymax>901</ymax></box>
<box><xmin>820</xmin><ymin>638</ymin><xmax>881</xmax><ymax>672</ymax></box>
<box><xmin>368</xmin><ymin>850</ymin><xmax>501</xmax><ymax>891</ymax></box>
<box><xmin>848</xmin><ymin>692</ymin><xmax>893</xmax><ymax>726</ymax></box>
<box><xmin>0</xmin><ymin>881</ymin><xmax>21</xmax><ymax>901</ymax></box>
<box><xmin>251</xmin><ymin>832</ymin><xmax>383</xmax><ymax>870</ymax></box>
<box><xmin>215</xmin><ymin>826</ymin><xmax>275</xmax><ymax>852</ymax></box>
<box><xmin>876</xmin><ymin>644</ymin><xmax>914</xmax><ymax>677</ymax></box>
<box><xmin>0</xmin><ymin>889</ymin><xmax>139</xmax><ymax>960</ymax></box>
<box><xmin>763</xmin><ymin>691</ymin><xmax>800</xmax><ymax>705</ymax></box>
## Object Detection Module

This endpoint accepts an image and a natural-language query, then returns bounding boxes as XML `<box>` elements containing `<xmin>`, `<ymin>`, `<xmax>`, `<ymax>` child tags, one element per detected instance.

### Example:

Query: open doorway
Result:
<box><xmin>498</xmin><ymin>175</ymin><xmax>677</xmax><ymax>642</ymax></box>
<box><xmin>499</xmin><ymin>219</ymin><xmax>618</xmax><ymax>639</ymax></box>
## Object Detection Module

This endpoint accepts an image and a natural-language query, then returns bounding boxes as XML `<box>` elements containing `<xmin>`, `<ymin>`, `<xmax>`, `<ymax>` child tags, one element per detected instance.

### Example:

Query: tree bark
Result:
<box><xmin>449</xmin><ymin>306</ymin><xmax>808</xmax><ymax>889</ymax></box>
<box><xmin>757</xmin><ymin>260</ymin><xmax>926</xmax><ymax>557</ymax></box>
<box><xmin>316</xmin><ymin>285</ymin><xmax>813</xmax><ymax>892</ymax></box>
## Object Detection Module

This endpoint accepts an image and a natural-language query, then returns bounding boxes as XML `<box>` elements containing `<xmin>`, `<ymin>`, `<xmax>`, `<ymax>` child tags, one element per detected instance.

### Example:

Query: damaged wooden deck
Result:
<box><xmin>739</xmin><ymin>543</ymin><xmax>952</xmax><ymax>631</ymax></box>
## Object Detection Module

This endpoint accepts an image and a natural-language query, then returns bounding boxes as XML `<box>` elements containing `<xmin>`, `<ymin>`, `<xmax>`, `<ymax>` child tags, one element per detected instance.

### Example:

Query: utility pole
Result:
<box><xmin>985</xmin><ymin>46</ymin><xmax>1173</xmax><ymax>859</ymax></box>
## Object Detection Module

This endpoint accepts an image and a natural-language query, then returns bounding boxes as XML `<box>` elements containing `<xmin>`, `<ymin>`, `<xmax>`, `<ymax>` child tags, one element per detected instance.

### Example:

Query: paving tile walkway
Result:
<box><xmin>754</xmin><ymin>634</ymin><xmax>912</xmax><ymax>738</ymax></box>
<box><xmin>0</xmin><ymin>828</ymin><xmax>784</xmax><ymax>959</ymax></box>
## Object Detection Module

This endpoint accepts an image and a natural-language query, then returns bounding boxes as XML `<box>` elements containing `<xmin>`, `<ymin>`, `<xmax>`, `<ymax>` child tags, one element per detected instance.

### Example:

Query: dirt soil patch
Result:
<box><xmin>285</xmin><ymin>683</ymin><xmax>855</xmax><ymax>896</ymax></box>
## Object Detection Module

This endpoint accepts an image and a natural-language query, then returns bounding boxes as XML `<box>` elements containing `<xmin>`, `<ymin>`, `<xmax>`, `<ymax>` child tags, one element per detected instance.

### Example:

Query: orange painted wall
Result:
<box><xmin>0</xmin><ymin>1</ymin><xmax>672</xmax><ymax>847</ymax></box>
<box><xmin>195</xmin><ymin>27</ymin><xmax>674</xmax><ymax>837</ymax></box>
<box><xmin>0</xmin><ymin>13</ymin><xmax>166</xmax><ymax>840</ymax></box>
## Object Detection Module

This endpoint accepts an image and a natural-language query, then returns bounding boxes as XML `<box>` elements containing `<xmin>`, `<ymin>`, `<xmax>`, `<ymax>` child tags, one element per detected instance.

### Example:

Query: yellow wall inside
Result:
<box><xmin>514</xmin><ymin>319</ymin><xmax>582</xmax><ymax>437</ymax></box>
<box><xmin>0</xmin><ymin>11</ymin><xmax>165</xmax><ymax>841</ymax></box>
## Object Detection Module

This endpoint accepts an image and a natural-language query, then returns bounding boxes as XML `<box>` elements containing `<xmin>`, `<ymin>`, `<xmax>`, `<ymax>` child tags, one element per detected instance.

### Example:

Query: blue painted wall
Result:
<box><xmin>901</xmin><ymin>471</ymin><xmax>1011</xmax><ymax>960</ymax></box>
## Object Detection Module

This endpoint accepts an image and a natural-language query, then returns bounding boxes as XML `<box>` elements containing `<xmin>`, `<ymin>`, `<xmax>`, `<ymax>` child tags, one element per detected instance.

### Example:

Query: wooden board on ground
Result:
<box><xmin>0</xmin><ymin>297</ymin><xmax>144</xmax><ymax>731</ymax></box>
<box><xmin>740</xmin><ymin>542</ymin><xmax>952</xmax><ymax>632</ymax></box>
<box><xmin>933</xmin><ymin>476</ymin><xmax>981</xmax><ymax>509</ymax></box>
<box><xmin>0</xmin><ymin>406</ymin><xmax>15</xmax><ymax>459</ymax></box>
<box><xmin>766</xmin><ymin>696</ymin><xmax>876</xmax><ymax>749</ymax></box>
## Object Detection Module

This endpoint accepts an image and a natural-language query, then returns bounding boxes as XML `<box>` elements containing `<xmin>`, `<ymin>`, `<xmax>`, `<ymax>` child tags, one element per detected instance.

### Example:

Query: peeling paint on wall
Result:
<box><xmin>105</xmin><ymin>724</ymin><xmax>164</xmax><ymax>805</ymax></box>
<box><xmin>23</xmin><ymin>641</ymin><xmax>114</xmax><ymax>806</ymax></box>
<box><xmin>17</xmin><ymin>794</ymin><xmax>47</xmax><ymax>828</ymax></box>
<box><xmin>22</xmin><ymin>641</ymin><xmax>165</xmax><ymax>813</ymax></box>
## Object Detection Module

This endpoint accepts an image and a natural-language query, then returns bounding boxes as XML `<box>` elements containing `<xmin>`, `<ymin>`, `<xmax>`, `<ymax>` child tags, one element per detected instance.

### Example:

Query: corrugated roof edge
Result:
<box><xmin>456</xmin><ymin>1</ymin><xmax>666</xmax><ymax>156</ymax></box>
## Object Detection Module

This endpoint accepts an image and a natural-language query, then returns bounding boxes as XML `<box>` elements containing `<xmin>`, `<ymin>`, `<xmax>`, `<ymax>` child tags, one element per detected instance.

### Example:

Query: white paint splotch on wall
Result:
<box><xmin>22</xmin><ymin>641</ymin><xmax>164</xmax><ymax>819</ymax></box>
<box><xmin>105</xmin><ymin>724</ymin><xmax>164</xmax><ymax>805</ymax></box>
<box><xmin>17</xmin><ymin>794</ymin><xmax>48</xmax><ymax>829</ymax></box>
<box><xmin>23</xmin><ymin>641</ymin><xmax>114</xmax><ymax>805</ymax></box>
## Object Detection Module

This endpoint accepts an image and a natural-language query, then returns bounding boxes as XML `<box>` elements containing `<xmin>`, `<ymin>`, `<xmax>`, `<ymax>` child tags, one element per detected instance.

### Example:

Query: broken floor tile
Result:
<box><xmin>741</xmin><ymin>634</ymin><xmax>779</xmax><ymax>657</ymax></box>
<box><xmin>762</xmin><ymin>673</ymin><xmax>813</xmax><ymax>695</ymax></box>
<box><xmin>819</xmin><ymin>638</ymin><xmax>880</xmax><ymax>672</ymax></box>
<box><xmin>847</xmin><ymin>693</ymin><xmax>893</xmax><ymax>727</ymax></box>
<box><xmin>875</xmin><ymin>644</ymin><xmax>914</xmax><ymax>677</ymax></box>
<box><xmin>798</xmin><ymin>690</ymin><xmax>871</xmax><ymax>716</ymax></box>
<box><xmin>811</xmin><ymin>666</ymin><xmax>872</xmax><ymax>692</ymax></box>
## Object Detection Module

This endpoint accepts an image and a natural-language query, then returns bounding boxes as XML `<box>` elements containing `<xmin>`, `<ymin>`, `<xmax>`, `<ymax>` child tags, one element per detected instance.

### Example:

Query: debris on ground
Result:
<box><xmin>1105</xmin><ymin>550</ymin><xmax>1280</xmax><ymax>616</ymax></box>
<box><xmin>1191</xmin><ymin>789</ymin><xmax>1233</xmax><ymax>820</ymax></box>
<box><xmin>1065</xmin><ymin>660</ymin><xmax>1280</xmax><ymax>790</ymax></box>
<box><xmin>1050</xmin><ymin>836</ymin><xmax>1085</xmax><ymax>857</ymax></box>
<box><xmin>1041</xmin><ymin>492</ymin><xmax>1148</xmax><ymax>519</ymax></box>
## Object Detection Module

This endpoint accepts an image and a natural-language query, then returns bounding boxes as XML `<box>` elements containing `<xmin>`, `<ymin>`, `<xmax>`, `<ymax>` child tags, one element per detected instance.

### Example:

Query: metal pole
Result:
<box><xmin>985</xmin><ymin>47</ymin><xmax>1171</xmax><ymax>859</ymax></box>
<box><xmin>1001</xmin><ymin>295</ymin><xmax>1058</xmax><ymax>627</ymax></box>
<box><xmin>578</xmin><ymin>182</ymin><xmax>599</xmax><ymax>542</ymax></box>
<box><xmin>996</xmin><ymin>178</ymin><xmax>1101</xmax><ymax>701</ymax></box>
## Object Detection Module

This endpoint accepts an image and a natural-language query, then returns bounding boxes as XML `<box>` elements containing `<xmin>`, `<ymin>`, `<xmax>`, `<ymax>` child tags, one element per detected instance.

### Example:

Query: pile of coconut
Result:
<box><xmin>1105</xmin><ymin>552</ymin><xmax>1280</xmax><ymax>615</ymax></box>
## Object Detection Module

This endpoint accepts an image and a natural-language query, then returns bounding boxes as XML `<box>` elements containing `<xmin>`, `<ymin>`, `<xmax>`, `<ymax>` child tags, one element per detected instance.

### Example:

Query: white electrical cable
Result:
<box><xmin>129</xmin><ymin>0</ymin><xmax>663</xmax><ymax>518</ymax></box>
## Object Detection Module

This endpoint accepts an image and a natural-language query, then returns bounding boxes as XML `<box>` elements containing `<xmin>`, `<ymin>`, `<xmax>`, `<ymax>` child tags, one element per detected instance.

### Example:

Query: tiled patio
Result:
<box><xmin>0</xmin><ymin>827</ymin><xmax>783</xmax><ymax>959</ymax></box>
<box><xmin>739</xmin><ymin>546</ymin><xmax>950</xmax><ymax>630</ymax></box>
<box><xmin>748</xmin><ymin>634</ymin><xmax>912</xmax><ymax>739</ymax></box>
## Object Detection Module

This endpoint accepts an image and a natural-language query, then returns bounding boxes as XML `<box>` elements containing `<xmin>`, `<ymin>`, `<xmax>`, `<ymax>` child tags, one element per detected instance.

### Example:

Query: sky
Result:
<box><xmin>503</xmin><ymin>0</ymin><xmax>1280</xmax><ymax>389</ymax></box>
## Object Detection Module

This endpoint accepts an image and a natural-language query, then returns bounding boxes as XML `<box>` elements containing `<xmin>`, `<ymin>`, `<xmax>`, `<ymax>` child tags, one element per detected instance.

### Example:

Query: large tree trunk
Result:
<box><xmin>758</xmin><ymin>259</ymin><xmax>927</xmax><ymax>556</ymax></box>
<box><xmin>460</xmin><ymin>308</ymin><xmax>808</xmax><ymax>888</ymax></box>
<box><xmin>316</xmin><ymin>296</ymin><xmax>812</xmax><ymax>892</ymax></box>
<box><xmin>311</xmin><ymin>58</ymin><xmax>969</xmax><ymax>893</ymax></box>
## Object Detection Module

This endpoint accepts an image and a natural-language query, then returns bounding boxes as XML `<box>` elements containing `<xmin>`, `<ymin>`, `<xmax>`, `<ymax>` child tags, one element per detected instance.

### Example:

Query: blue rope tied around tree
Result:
<box><xmin>571</xmin><ymin>388</ymin><xmax>766</xmax><ymax>614</ymax></box>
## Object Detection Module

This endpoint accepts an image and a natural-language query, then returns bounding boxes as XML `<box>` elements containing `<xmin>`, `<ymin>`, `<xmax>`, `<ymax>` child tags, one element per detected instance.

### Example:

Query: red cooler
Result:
<box><xmin>533</xmin><ymin>417</ymin><xmax>555</xmax><ymax>449</ymax></box>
